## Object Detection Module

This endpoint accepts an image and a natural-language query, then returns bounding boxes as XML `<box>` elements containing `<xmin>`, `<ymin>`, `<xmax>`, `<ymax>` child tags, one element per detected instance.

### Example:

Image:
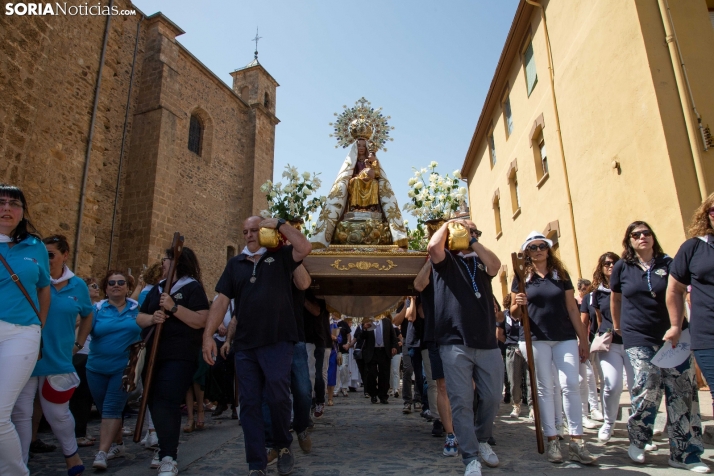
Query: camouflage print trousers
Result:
<box><xmin>626</xmin><ymin>346</ymin><xmax>703</xmax><ymax>464</ymax></box>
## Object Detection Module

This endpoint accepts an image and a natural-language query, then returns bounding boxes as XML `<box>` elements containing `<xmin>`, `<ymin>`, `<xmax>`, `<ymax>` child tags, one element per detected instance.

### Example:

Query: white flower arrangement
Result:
<box><xmin>402</xmin><ymin>161</ymin><xmax>467</xmax><ymax>223</ymax></box>
<box><xmin>260</xmin><ymin>164</ymin><xmax>326</xmax><ymax>224</ymax></box>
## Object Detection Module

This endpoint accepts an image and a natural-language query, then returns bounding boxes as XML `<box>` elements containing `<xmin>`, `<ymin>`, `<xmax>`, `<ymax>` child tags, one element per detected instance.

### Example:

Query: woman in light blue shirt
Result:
<box><xmin>12</xmin><ymin>235</ymin><xmax>93</xmax><ymax>476</ymax></box>
<box><xmin>86</xmin><ymin>270</ymin><xmax>140</xmax><ymax>470</ymax></box>
<box><xmin>0</xmin><ymin>184</ymin><xmax>50</xmax><ymax>476</ymax></box>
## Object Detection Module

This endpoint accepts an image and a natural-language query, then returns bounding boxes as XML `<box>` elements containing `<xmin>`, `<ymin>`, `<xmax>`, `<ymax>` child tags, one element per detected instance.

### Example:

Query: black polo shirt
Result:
<box><xmin>579</xmin><ymin>293</ymin><xmax>598</xmax><ymax>343</ymax></box>
<box><xmin>421</xmin><ymin>279</ymin><xmax>436</xmax><ymax>344</ymax></box>
<box><xmin>292</xmin><ymin>284</ymin><xmax>306</xmax><ymax>343</ymax></box>
<box><xmin>215</xmin><ymin>246</ymin><xmax>300</xmax><ymax>352</ymax></box>
<box><xmin>610</xmin><ymin>255</ymin><xmax>672</xmax><ymax>349</ymax></box>
<box><xmin>337</xmin><ymin>320</ymin><xmax>351</xmax><ymax>353</ymax></box>
<box><xmin>511</xmin><ymin>272</ymin><xmax>576</xmax><ymax>342</ymax></box>
<box><xmin>591</xmin><ymin>287</ymin><xmax>623</xmax><ymax>345</ymax></box>
<box><xmin>431</xmin><ymin>252</ymin><xmax>498</xmax><ymax>350</ymax></box>
<box><xmin>140</xmin><ymin>279</ymin><xmax>209</xmax><ymax>361</ymax></box>
<box><xmin>671</xmin><ymin>237</ymin><xmax>714</xmax><ymax>350</ymax></box>
<box><xmin>497</xmin><ymin>310</ymin><xmax>520</xmax><ymax>346</ymax></box>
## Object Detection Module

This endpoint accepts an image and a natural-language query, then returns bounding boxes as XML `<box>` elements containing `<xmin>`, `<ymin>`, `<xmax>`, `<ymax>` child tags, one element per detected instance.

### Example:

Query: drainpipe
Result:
<box><xmin>657</xmin><ymin>0</ymin><xmax>709</xmax><ymax>201</ymax></box>
<box><xmin>73</xmin><ymin>0</ymin><xmax>113</xmax><ymax>271</ymax></box>
<box><xmin>108</xmin><ymin>14</ymin><xmax>143</xmax><ymax>271</ymax></box>
<box><xmin>525</xmin><ymin>0</ymin><xmax>582</xmax><ymax>278</ymax></box>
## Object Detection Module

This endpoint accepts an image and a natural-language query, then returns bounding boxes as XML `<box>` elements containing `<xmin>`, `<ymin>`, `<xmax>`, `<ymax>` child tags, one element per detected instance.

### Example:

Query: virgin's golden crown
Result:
<box><xmin>349</xmin><ymin>115</ymin><xmax>373</xmax><ymax>141</ymax></box>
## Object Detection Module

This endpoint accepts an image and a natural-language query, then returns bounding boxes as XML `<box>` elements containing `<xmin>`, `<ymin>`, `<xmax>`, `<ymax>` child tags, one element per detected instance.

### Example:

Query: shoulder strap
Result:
<box><xmin>0</xmin><ymin>253</ymin><xmax>41</xmax><ymax>319</ymax></box>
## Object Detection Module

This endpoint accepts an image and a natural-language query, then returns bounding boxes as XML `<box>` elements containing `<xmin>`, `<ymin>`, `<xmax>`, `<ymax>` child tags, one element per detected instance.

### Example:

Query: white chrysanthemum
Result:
<box><xmin>414</xmin><ymin>182</ymin><xmax>424</xmax><ymax>190</ymax></box>
<box><xmin>459</xmin><ymin>187</ymin><xmax>468</xmax><ymax>195</ymax></box>
<box><xmin>420</xmin><ymin>168</ymin><xmax>427</xmax><ymax>174</ymax></box>
<box><xmin>407</xmin><ymin>177</ymin><xmax>417</xmax><ymax>186</ymax></box>
<box><xmin>429</xmin><ymin>173</ymin><xmax>439</xmax><ymax>183</ymax></box>
<box><xmin>424</xmin><ymin>200</ymin><xmax>432</xmax><ymax>207</ymax></box>
<box><xmin>260</xmin><ymin>183</ymin><xmax>270</xmax><ymax>193</ymax></box>
<box><xmin>429</xmin><ymin>161</ymin><xmax>438</xmax><ymax>168</ymax></box>
<box><xmin>269</xmin><ymin>191</ymin><xmax>277</xmax><ymax>199</ymax></box>
<box><xmin>453</xmin><ymin>170</ymin><xmax>462</xmax><ymax>179</ymax></box>
<box><xmin>283</xmin><ymin>184</ymin><xmax>295</xmax><ymax>194</ymax></box>
<box><xmin>407</xmin><ymin>190</ymin><xmax>416</xmax><ymax>198</ymax></box>
<box><xmin>302</xmin><ymin>171</ymin><xmax>311</xmax><ymax>180</ymax></box>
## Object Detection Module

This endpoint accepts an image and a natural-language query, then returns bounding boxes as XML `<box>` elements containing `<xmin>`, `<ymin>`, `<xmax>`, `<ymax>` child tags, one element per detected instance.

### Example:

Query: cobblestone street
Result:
<box><xmin>27</xmin><ymin>388</ymin><xmax>714</xmax><ymax>476</ymax></box>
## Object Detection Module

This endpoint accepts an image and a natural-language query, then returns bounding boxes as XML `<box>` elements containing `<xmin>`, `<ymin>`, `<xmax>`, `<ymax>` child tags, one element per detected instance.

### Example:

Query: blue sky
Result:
<box><xmin>132</xmin><ymin>0</ymin><xmax>520</xmax><ymax>223</ymax></box>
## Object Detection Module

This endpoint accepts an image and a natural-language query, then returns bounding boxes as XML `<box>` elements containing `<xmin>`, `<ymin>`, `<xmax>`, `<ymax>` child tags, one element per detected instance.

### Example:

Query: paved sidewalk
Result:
<box><xmin>28</xmin><ymin>389</ymin><xmax>714</xmax><ymax>475</ymax></box>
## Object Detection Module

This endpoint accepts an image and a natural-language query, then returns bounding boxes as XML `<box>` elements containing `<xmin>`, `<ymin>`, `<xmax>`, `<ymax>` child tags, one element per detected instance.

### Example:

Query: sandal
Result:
<box><xmin>76</xmin><ymin>437</ymin><xmax>94</xmax><ymax>447</ymax></box>
<box><xmin>183</xmin><ymin>420</ymin><xmax>195</xmax><ymax>433</ymax></box>
<box><xmin>196</xmin><ymin>419</ymin><xmax>205</xmax><ymax>431</ymax></box>
<box><xmin>327</xmin><ymin>399</ymin><xmax>334</xmax><ymax>406</ymax></box>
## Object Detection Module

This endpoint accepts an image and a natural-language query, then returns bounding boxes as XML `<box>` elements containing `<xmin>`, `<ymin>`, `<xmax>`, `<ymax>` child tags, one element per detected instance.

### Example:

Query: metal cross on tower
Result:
<box><xmin>252</xmin><ymin>27</ymin><xmax>262</xmax><ymax>60</ymax></box>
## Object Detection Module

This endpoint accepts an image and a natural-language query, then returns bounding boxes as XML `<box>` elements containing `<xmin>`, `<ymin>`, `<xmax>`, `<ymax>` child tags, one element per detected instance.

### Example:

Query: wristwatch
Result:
<box><xmin>74</xmin><ymin>342</ymin><xmax>84</xmax><ymax>350</ymax></box>
<box><xmin>170</xmin><ymin>304</ymin><xmax>178</xmax><ymax>314</ymax></box>
<box><xmin>469</xmin><ymin>236</ymin><xmax>479</xmax><ymax>246</ymax></box>
<box><xmin>276</xmin><ymin>218</ymin><xmax>287</xmax><ymax>231</ymax></box>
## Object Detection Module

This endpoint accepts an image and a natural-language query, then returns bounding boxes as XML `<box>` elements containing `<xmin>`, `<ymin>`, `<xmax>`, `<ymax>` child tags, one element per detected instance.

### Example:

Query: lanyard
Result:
<box><xmin>249</xmin><ymin>255</ymin><xmax>262</xmax><ymax>283</ymax></box>
<box><xmin>459</xmin><ymin>257</ymin><xmax>481</xmax><ymax>299</ymax></box>
<box><xmin>639</xmin><ymin>258</ymin><xmax>656</xmax><ymax>298</ymax></box>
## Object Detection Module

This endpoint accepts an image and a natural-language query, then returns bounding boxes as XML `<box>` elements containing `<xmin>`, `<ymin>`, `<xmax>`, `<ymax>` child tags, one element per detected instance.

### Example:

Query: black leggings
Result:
<box><xmin>70</xmin><ymin>353</ymin><xmax>93</xmax><ymax>437</ymax></box>
<box><xmin>147</xmin><ymin>359</ymin><xmax>197</xmax><ymax>460</ymax></box>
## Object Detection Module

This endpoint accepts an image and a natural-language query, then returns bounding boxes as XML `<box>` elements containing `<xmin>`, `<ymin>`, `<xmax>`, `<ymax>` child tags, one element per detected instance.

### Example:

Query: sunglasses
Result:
<box><xmin>630</xmin><ymin>230</ymin><xmax>652</xmax><ymax>239</ymax></box>
<box><xmin>526</xmin><ymin>243</ymin><xmax>549</xmax><ymax>252</ymax></box>
<box><xmin>48</xmin><ymin>251</ymin><xmax>57</xmax><ymax>259</ymax></box>
<box><xmin>89</xmin><ymin>283</ymin><xmax>99</xmax><ymax>289</ymax></box>
<box><xmin>603</xmin><ymin>261</ymin><xmax>615</xmax><ymax>267</ymax></box>
<box><xmin>107</xmin><ymin>280</ymin><xmax>126</xmax><ymax>287</ymax></box>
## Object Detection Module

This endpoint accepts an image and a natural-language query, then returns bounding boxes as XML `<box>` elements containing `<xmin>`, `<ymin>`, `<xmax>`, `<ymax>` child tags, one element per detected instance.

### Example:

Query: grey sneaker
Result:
<box><xmin>93</xmin><ymin>451</ymin><xmax>108</xmax><ymax>470</ymax></box>
<box><xmin>297</xmin><ymin>430</ymin><xmax>312</xmax><ymax>453</ymax></box>
<box><xmin>248</xmin><ymin>471</ymin><xmax>266</xmax><ymax>476</ymax></box>
<box><xmin>276</xmin><ymin>447</ymin><xmax>294</xmax><ymax>475</ymax></box>
<box><xmin>403</xmin><ymin>402</ymin><xmax>412</xmax><ymax>414</ymax></box>
<box><xmin>157</xmin><ymin>456</ymin><xmax>178</xmax><ymax>476</ymax></box>
<box><xmin>547</xmin><ymin>440</ymin><xmax>563</xmax><ymax>464</ymax></box>
<box><xmin>568</xmin><ymin>439</ymin><xmax>597</xmax><ymax>465</ymax></box>
<box><xmin>106</xmin><ymin>443</ymin><xmax>125</xmax><ymax>460</ymax></box>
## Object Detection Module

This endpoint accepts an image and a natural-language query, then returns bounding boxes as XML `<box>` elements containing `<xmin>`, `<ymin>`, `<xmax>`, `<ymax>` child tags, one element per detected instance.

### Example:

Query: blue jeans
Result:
<box><xmin>236</xmin><ymin>341</ymin><xmax>294</xmax><ymax>471</ymax></box>
<box><xmin>408</xmin><ymin>347</ymin><xmax>425</xmax><ymax>407</ymax></box>
<box><xmin>694</xmin><ymin>349</ymin><xmax>714</xmax><ymax>401</ymax></box>
<box><xmin>86</xmin><ymin>369</ymin><xmax>127</xmax><ymax>419</ymax></box>
<box><xmin>313</xmin><ymin>346</ymin><xmax>326</xmax><ymax>404</ymax></box>
<box><xmin>263</xmin><ymin>341</ymin><xmax>312</xmax><ymax>447</ymax></box>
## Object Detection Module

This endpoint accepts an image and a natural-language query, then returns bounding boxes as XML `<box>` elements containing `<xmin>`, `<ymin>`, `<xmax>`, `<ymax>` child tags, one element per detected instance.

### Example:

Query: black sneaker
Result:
<box><xmin>403</xmin><ymin>403</ymin><xmax>412</xmax><ymax>414</ymax></box>
<box><xmin>488</xmin><ymin>436</ymin><xmax>497</xmax><ymax>446</ymax></box>
<box><xmin>432</xmin><ymin>419</ymin><xmax>445</xmax><ymax>437</ymax></box>
<box><xmin>371</xmin><ymin>396</ymin><xmax>378</xmax><ymax>404</ymax></box>
<box><xmin>30</xmin><ymin>439</ymin><xmax>56</xmax><ymax>453</ymax></box>
<box><xmin>503</xmin><ymin>393</ymin><xmax>511</xmax><ymax>404</ymax></box>
<box><xmin>379</xmin><ymin>398</ymin><xmax>389</xmax><ymax>404</ymax></box>
<box><xmin>276</xmin><ymin>447</ymin><xmax>294</xmax><ymax>475</ymax></box>
<box><xmin>212</xmin><ymin>403</ymin><xmax>228</xmax><ymax>417</ymax></box>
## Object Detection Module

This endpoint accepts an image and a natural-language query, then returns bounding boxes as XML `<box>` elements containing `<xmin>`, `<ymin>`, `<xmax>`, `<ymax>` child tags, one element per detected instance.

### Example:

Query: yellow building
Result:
<box><xmin>461</xmin><ymin>0</ymin><xmax>714</xmax><ymax>299</ymax></box>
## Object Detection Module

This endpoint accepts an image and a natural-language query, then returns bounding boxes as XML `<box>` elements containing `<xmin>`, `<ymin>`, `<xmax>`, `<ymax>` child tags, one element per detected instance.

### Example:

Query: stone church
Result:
<box><xmin>0</xmin><ymin>0</ymin><xmax>279</xmax><ymax>292</ymax></box>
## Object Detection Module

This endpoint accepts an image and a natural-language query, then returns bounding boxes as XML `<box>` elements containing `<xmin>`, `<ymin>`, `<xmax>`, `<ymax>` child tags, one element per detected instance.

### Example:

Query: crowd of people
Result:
<box><xmin>1</xmin><ymin>181</ymin><xmax>714</xmax><ymax>476</ymax></box>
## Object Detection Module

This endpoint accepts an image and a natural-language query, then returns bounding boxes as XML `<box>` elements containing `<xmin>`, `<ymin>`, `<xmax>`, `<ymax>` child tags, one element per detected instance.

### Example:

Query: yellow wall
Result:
<box><xmin>466</xmin><ymin>0</ymin><xmax>714</xmax><ymax>295</ymax></box>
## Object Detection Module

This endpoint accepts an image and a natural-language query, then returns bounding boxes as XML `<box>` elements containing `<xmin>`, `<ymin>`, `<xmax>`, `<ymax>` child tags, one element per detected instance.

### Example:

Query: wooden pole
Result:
<box><xmin>134</xmin><ymin>232</ymin><xmax>184</xmax><ymax>442</ymax></box>
<box><xmin>511</xmin><ymin>252</ymin><xmax>545</xmax><ymax>454</ymax></box>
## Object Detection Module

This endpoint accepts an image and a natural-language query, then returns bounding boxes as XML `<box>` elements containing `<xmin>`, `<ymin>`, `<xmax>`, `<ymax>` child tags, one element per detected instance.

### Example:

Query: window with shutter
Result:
<box><xmin>524</xmin><ymin>41</ymin><xmax>538</xmax><ymax>96</ymax></box>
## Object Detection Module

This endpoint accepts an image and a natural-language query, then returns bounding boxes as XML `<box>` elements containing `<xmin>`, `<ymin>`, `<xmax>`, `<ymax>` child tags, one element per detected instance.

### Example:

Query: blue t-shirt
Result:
<box><xmin>33</xmin><ymin>276</ymin><xmax>94</xmax><ymax>376</ymax></box>
<box><xmin>0</xmin><ymin>237</ymin><xmax>50</xmax><ymax>326</ymax></box>
<box><xmin>87</xmin><ymin>299</ymin><xmax>141</xmax><ymax>375</ymax></box>
<box><xmin>137</xmin><ymin>285</ymin><xmax>154</xmax><ymax>307</ymax></box>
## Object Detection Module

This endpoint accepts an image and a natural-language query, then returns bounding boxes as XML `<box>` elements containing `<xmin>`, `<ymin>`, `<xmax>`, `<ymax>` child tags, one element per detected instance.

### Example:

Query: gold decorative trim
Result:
<box><xmin>330</xmin><ymin>259</ymin><xmax>398</xmax><ymax>271</ymax></box>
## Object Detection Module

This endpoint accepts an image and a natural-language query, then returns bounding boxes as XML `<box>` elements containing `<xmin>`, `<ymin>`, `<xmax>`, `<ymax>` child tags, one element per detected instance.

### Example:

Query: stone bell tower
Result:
<box><xmin>230</xmin><ymin>50</ymin><xmax>280</xmax><ymax>215</ymax></box>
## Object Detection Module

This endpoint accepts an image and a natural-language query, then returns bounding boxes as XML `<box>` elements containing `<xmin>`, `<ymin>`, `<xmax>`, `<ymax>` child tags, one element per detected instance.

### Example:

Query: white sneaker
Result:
<box><xmin>478</xmin><ymin>442</ymin><xmax>499</xmax><ymax>467</ymax></box>
<box><xmin>568</xmin><ymin>439</ymin><xmax>597</xmax><ymax>465</ymax></box>
<box><xmin>582</xmin><ymin>417</ymin><xmax>598</xmax><ymax>429</ymax></box>
<box><xmin>527</xmin><ymin>408</ymin><xmax>535</xmax><ymax>422</ymax></box>
<box><xmin>106</xmin><ymin>443</ymin><xmax>125</xmax><ymax>460</ymax></box>
<box><xmin>669</xmin><ymin>458</ymin><xmax>712</xmax><ymax>473</ymax></box>
<box><xmin>141</xmin><ymin>431</ymin><xmax>148</xmax><ymax>446</ymax></box>
<box><xmin>464</xmin><ymin>459</ymin><xmax>482</xmax><ymax>476</ymax></box>
<box><xmin>590</xmin><ymin>409</ymin><xmax>604</xmax><ymax>422</ymax></box>
<box><xmin>628</xmin><ymin>443</ymin><xmax>645</xmax><ymax>464</ymax></box>
<box><xmin>598</xmin><ymin>423</ymin><xmax>612</xmax><ymax>443</ymax></box>
<box><xmin>547</xmin><ymin>440</ymin><xmax>563</xmax><ymax>463</ymax></box>
<box><xmin>157</xmin><ymin>456</ymin><xmax>178</xmax><ymax>476</ymax></box>
<box><xmin>150</xmin><ymin>450</ymin><xmax>161</xmax><ymax>469</ymax></box>
<box><xmin>644</xmin><ymin>442</ymin><xmax>657</xmax><ymax>452</ymax></box>
<box><xmin>93</xmin><ymin>451</ymin><xmax>108</xmax><ymax>470</ymax></box>
<box><xmin>510</xmin><ymin>404</ymin><xmax>521</xmax><ymax>419</ymax></box>
<box><xmin>145</xmin><ymin>430</ymin><xmax>159</xmax><ymax>449</ymax></box>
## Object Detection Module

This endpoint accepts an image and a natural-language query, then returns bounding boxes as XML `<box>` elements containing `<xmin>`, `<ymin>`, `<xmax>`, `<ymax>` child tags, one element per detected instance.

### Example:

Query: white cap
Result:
<box><xmin>520</xmin><ymin>231</ymin><xmax>553</xmax><ymax>251</ymax></box>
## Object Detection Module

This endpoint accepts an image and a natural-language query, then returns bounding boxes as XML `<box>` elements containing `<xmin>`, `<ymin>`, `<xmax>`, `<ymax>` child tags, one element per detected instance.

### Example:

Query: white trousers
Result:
<box><xmin>13</xmin><ymin>376</ymin><xmax>79</xmax><ymax>462</ymax></box>
<box><xmin>521</xmin><ymin>340</ymin><xmax>582</xmax><ymax>437</ymax></box>
<box><xmin>579</xmin><ymin>360</ymin><xmax>600</xmax><ymax>415</ymax></box>
<box><xmin>338</xmin><ymin>353</ymin><xmax>350</xmax><ymax>390</ymax></box>
<box><xmin>0</xmin><ymin>321</ymin><xmax>41</xmax><ymax>476</ymax></box>
<box><xmin>390</xmin><ymin>353</ymin><xmax>402</xmax><ymax>392</ymax></box>
<box><xmin>598</xmin><ymin>343</ymin><xmax>634</xmax><ymax>425</ymax></box>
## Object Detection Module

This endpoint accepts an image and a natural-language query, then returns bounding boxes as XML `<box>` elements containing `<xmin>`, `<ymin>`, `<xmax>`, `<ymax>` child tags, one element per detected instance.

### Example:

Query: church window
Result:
<box><xmin>188</xmin><ymin>114</ymin><xmax>203</xmax><ymax>156</ymax></box>
<box><xmin>227</xmin><ymin>246</ymin><xmax>235</xmax><ymax>262</ymax></box>
<box><xmin>264</xmin><ymin>92</ymin><xmax>270</xmax><ymax>109</ymax></box>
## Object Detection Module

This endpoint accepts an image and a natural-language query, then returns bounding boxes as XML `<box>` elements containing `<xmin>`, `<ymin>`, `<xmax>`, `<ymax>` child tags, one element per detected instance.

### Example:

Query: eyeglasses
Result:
<box><xmin>48</xmin><ymin>252</ymin><xmax>56</xmax><ymax>259</ymax></box>
<box><xmin>107</xmin><ymin>280</ymin><xmax>126</xmax><ymax>287</ymax></box>
<box><xmin>242</xmin><ymin>228</ymin><xmax>260</xmax><ymax>235</ymax></box>
<box><xmin>0</xmin><ymin>199</ymin><xmax>23</xmax><ymax>209</ymax></box>
<box><xmin>630</xmin><ymin>230</ymin><xmax>652</xmax><ymax>239</ymax></box>
<box><xmin>89</xmin><ymin>283</ymin><xmax>99</xmax><ymax>289</ymax></box>
<box><xmin>603</xmin><ymin>261</ymin><xmax>615</xmax><ymax>267</ymax></box>
<box><xmin>526</xmin><ymin>243</ymin><xmax>550</xmax><ymax>252</ymax></box>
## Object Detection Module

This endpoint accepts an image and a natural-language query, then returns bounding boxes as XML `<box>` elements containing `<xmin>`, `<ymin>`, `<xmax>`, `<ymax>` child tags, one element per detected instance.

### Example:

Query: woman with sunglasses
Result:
<box><xmin>511</xmin><ymin>231</ymin><xmax>595</xmax><ymax>465</ymax></box>
<box><xmin>70</xmin><ymin>277</ymin><xmax>100</xmax><ymax>448</ymax></box>
<box><xmin>86</xmin><ymin>270</ymin><xmax>140</xmax><ymax>470</ymax></box>
<box><xmin>587</xmin><ymin>252</ymin><xmax>634</xmax><ymax>444</ymax></box>
<box><xmin>137</xmin><ymin>247</ymin><xmax>208</xmax><ymax>476</ymax></box>
<box><xmin>667</xmin><ymin>195</ymin><xmax>714</xmax><ymax>424</ymax></box>
<box><xmin>11</xmin><ymin>235</ymin><xmax>93</xmax><ymax>476</ymax></box>
<box><xmin>0</xmin><ymin>184</ymin><xmax>49</xmax><ymax>476</ymax></box>
<box><xmin>611</xmin><ymin>221</ymin><xmax>706</xmax><ymax>472</ymax></box>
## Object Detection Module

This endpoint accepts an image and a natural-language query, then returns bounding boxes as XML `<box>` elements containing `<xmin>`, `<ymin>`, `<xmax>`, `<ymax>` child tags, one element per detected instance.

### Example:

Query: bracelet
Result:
<box><xmin>74</xmin><ymin>342</ymin><xmax>84</xmax><ymax>350</ymax></box>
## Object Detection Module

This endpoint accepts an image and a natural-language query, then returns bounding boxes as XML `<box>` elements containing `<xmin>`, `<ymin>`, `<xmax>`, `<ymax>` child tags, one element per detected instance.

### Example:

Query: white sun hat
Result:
<box><xmin>521</xmin><ymin>231</ymin><xmax>554</xmax><ymax>251</ymax></box>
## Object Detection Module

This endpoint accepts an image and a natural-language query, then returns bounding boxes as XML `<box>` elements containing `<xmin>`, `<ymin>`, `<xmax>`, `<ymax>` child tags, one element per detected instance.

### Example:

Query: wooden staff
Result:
<box><xmin>134</xmin><ymin>232</ymin><xmax>184</xmax><ymax>442</ymax></box>
<box><xmin>511</xmin><ymin>252</ymin><xmax>544</xmax><ymax>454</ymax></box>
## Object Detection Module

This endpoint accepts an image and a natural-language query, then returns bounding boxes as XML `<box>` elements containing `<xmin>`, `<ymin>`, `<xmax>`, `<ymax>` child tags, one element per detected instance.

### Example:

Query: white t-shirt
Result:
<box><xmin>213</xmin><ymin>295</ymin><xmax>234</xmax><ymax>342</ymax></box>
